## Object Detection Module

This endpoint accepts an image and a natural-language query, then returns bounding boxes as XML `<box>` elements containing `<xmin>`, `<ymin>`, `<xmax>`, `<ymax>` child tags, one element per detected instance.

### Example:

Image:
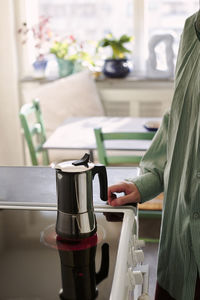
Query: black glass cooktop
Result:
<box><xmin>0</xmin><ymin>209</ymin><xmax>124</xmax><ymax>300</ymax></box>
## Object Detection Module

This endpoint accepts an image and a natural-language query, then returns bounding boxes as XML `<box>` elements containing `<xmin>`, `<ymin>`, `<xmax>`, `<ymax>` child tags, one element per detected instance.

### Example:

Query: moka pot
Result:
<box><xmin>54</xmin><ymin>154</ymin><xmax>108</xmax><ymax>240</ymax></box>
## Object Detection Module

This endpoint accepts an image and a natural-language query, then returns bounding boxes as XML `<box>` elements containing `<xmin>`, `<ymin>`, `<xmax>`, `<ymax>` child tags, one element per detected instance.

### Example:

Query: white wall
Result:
<box><xmin>0</xmin><ymin>1</ymin><xmax>24</xmax><ymax>165</ymax></box>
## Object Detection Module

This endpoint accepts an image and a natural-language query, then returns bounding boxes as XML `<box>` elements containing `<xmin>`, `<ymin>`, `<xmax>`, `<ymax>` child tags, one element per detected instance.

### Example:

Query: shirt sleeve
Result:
<box><xmin>127</xmin><ymin>111</ymin><xmax>170</xmax><ymax>203</ymax></box>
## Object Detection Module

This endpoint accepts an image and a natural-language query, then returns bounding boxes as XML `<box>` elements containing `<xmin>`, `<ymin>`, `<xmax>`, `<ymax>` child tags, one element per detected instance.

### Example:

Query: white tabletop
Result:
<box><xmin>43</xmin><ymin>116</ymin><xmax>161</xmax><ymax>151</ymax></box>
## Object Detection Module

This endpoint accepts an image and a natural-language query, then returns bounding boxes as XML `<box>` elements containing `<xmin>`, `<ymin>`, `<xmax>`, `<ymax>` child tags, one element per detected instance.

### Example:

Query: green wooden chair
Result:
<box><xmin>19</xmin><ymin>99</ymin><xmax>49</xmax><ymax>166</ymax></box>
<box><xmin>94</xmin><ymin>127</ymin><xmax>161</xmax><ymax>242</ymax></box>
<box><xmin>94</xmin><ymin>127</ymin><xmax>155</xmax><ymax>166</ymax></box>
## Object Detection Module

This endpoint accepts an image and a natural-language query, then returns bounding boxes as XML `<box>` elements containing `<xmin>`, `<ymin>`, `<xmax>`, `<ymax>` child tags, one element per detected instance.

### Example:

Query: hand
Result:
<box><xmin>107</xmin><ymin>181</ymin><xmax>141</xmax><ymax>206</ymax></box>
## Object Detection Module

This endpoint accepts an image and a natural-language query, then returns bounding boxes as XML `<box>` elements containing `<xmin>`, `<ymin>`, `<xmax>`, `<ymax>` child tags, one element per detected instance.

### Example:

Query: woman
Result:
<box><xmin>108</xmin><ymin>10</ymin><xmax>200</xmax><ymax>300</ymax></box>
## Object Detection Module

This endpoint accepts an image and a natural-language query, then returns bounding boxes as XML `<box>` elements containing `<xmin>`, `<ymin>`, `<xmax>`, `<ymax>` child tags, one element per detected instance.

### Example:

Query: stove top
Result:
<box><xmin>0</xmin><ymin>166</ymin><xmax>149</xmax><ymax>299</ymax></box>
<box><xmin>0</xmin><ymin>206</ymin><xmax>136</xmax><ymax>300</ymax></box>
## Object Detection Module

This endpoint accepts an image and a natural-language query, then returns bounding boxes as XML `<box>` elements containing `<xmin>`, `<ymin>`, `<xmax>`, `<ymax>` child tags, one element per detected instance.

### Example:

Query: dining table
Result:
<box><xmin>43</xmin><ymin>116</ymin><xmax>161</xmax><ymax>161</ymax></box>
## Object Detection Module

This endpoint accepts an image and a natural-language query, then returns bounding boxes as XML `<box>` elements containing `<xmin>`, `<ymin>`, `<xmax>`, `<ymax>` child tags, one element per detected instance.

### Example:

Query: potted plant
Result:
<box><xmin>50</xmin><ymin>36</ymin><xmax>96</xmax><ymax>77</ymax></box>
<box><xmin>50</xmin><ymin>36</ymin><xmax>76</xmax><ymax>77</ymax></box>
<box><xmin>18</xmin><ymin>16</ymin><xmax>52</xmax><ymax>77</ymax></box>
<box><xmin>97</xmin><ymin>33</ymin><xmax>133</xmax><ymax>78</ymax></box>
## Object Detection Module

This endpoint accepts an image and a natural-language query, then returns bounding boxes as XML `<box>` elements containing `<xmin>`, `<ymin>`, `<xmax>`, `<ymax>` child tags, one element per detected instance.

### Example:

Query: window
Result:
<box><xmin>147</xmin><ymin>0</ymin><xmax>199</xmax><ymax>70</ymax></box>
<box><xmin>38</xmin><ymin>0</ymin><xmax>134</xmax><ymax>41</ymax></box>
<box><xmin>20</xmin><ymin>0</ymin><xmax>199</xmax><ymax>77</ymax></box>
<box><xmin>148</xmin><ymin>0</ymin><xmax>198</xmax><ymax>39</ymax></box>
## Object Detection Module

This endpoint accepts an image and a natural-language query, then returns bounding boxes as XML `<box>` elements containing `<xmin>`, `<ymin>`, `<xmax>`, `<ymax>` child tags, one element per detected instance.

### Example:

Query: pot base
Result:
<box><xmin>56</xmin><ymin>210</ymin><xmax>97</xmax><ymax>240</ymax></box>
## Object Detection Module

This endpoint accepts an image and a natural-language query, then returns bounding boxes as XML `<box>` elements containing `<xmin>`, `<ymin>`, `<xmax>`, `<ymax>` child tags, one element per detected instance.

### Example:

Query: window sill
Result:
<box><xmin>20</xmin><ymin>74</ymin><xmax>174</xmax><ymax>90</ymax></box>
<box><xmin>96</xmin><ymin>75</ymin><xmax>174</xmax><ymax>89</ymax></box>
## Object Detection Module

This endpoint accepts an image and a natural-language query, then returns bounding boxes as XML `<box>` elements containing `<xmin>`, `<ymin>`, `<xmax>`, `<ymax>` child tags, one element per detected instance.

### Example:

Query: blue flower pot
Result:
<box><xmin>33</xmin><ymin>59</ymin><xmax>48</xmax><ymax>71</ymax></box>
<box><xmin>32</xmin><ymin>59</ymin><xmax>48</xmax><ymax>78</ymax></box>
<box><xmin>103</xmin><ymin>58</ymin><xmax>131</xmax><ymax>78</ymax></box>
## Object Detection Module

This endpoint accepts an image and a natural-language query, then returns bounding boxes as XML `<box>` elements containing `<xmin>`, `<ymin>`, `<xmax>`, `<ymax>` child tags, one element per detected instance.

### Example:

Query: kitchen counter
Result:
<box><xmin>0</xmin><ymin>166</ymin><xmax>139</xmax><ymax>209</ymax></box>
<box><xmin>0</xmin><ymin>166</ymin><xmax>150</xmax><ymax>299</ymax></box>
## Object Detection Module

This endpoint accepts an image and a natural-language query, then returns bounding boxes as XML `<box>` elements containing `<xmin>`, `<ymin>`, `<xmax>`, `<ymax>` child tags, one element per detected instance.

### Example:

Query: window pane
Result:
<box><xmin>38</xmin><ymin>0</ymin><xmax>134</xmax><ymax>41</ymax></box>
<box><xmin>147</xmin><ymin>0</ymin><xmax>199</xmax><ymax>54</ymax></box>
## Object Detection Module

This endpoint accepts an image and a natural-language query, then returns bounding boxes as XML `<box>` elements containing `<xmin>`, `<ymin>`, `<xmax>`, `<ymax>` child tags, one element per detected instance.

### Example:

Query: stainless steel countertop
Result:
<box><xmin>0</xmin><ymin>166</ymin><xmax>139</xmax><ymax>209</ymax></box>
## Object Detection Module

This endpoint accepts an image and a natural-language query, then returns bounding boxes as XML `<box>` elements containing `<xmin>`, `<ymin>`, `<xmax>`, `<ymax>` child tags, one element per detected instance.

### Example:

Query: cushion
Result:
<box><xmin>24</xmin><ymin>71</ymin><xmax>105</xmax><ymax>137</ymax></box>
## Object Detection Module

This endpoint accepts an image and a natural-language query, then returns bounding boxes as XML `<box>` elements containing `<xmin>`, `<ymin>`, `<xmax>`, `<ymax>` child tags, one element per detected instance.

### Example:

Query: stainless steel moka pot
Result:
<box><xmin>54</xmin><ymin>154</ymin><xmax>108</xmax><ymax>240</ymax></box>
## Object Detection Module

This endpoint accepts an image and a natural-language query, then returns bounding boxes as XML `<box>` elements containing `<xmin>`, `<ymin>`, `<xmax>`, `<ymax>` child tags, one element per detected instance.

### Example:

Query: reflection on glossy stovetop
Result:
<box><xmin>0</xmin><ymin>209</ymin><xmax>123</xmax><ymax>300</ymax></box>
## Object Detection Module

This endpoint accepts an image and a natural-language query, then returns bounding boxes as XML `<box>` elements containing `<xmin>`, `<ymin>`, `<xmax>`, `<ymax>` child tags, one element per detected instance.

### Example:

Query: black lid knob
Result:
<box><xmin>72</xmin><ymin>153</ymin><xmax>90</xmax><ymax>168</ymax></box>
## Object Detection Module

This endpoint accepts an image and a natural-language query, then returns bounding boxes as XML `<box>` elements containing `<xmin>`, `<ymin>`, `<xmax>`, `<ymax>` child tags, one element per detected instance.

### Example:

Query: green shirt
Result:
<box><xmin>132</xmin><ymin>11</ymin><xmax>200</xmax><ymax>300</ymax></box>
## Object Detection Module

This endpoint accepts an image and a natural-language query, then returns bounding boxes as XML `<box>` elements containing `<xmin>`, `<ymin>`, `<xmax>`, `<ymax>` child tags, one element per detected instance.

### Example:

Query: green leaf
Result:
<box><xmin>96</xmin><ymin>33</ymin><xmax>133</xmax><ymax>58</ymax></box>
<box><xmin>99</xmin><ymin>39</ymin><xmax>111</xmax><ymax>47</ymax></box>
<box><xmin>119</xmin><ymin>34</ymin><xmax>132</xmax><ymax>43</ymax></box>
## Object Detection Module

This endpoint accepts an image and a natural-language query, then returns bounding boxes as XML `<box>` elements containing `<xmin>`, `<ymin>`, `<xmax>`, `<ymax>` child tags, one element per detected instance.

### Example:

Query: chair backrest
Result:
<box><xmin>19</xmin><ymin>99</ymin><xmax>49</xmax><ymax>165</ymax></box>
<box><xmin>94</xmin><ymin>127</ymin><xmax>156</xmax><ymax>166</ymax></box>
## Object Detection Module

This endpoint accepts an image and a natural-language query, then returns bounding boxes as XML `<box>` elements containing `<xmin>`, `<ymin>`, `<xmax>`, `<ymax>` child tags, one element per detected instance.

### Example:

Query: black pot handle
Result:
<box><xmin>92</xmin><ymin>164</ymin><xmax>108</xmax><ymax>201</ymax></box>
<box><xmin>96</xmin><ymin>243</ymin><xmax>109</xmax><ymax>284</ymax></box>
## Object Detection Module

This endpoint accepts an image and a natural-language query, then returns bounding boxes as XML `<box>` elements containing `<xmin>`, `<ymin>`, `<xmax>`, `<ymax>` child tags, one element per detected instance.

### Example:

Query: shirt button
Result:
<box><xmin>193</xmin><ymin>212</ymin><xmax>199</xmax><ymax>219</ymax></box>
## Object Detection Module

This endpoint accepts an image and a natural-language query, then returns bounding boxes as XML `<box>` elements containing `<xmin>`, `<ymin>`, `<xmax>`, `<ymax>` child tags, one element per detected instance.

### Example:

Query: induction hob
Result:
<box><xmin>0</xmin><ymin>166</ymin><xmax>149</xmax><ymax>299</ymax></box>
<box><xmin>0</xmin><ymin>206</ymin><xmax>147</xmax><ymax>300</ymax></box>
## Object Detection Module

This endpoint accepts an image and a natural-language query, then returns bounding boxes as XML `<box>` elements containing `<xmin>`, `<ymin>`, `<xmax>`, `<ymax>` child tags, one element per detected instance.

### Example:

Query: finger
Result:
<box><xmin>109</xmin><ymin>193</ymin><xmax>136</xmax><ymax>206</ymax></box>
<box><xmin>108</xmin><ymin>182</ymin><xmax>127</xmax><ymax>196</ymax></box>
